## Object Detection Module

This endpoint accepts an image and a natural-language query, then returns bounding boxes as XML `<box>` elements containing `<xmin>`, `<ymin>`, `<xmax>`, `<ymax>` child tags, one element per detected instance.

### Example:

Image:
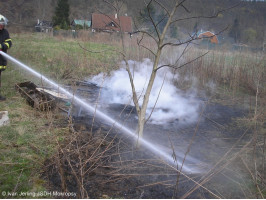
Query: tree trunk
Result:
<box><xmin>136</xmin><ymin>112</ymin><xmax>145</xmax><ymax>146</ymax></box>
<box><xmin>134</xmin><ymin>1</ymin><xmax>179</xmax><ymax>146</ymax></box>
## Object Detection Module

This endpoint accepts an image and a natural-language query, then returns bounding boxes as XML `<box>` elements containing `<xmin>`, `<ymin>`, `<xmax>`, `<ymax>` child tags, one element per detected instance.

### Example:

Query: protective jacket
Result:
<box><xmin>0</xmin><ymin>28</ymin><xmax>12</xmax><ymax>70</ymax></box>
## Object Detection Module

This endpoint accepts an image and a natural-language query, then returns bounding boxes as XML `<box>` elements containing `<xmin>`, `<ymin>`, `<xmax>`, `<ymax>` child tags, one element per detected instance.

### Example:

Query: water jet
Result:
<box><xmin>0</xmin><ymin>51</ymin><xmax>203</xmax><ymax>174</ymax></box>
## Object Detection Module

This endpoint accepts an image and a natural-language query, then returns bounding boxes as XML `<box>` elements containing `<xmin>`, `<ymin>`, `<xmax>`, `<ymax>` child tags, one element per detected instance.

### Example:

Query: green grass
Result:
<box><xmin>0</xmin><ymin>32</ymin><xmax>121</xmax><ymax>198</ymax></box>
<box><xmin>0</xmin><ymin>52</ymin><xmax>63</xmax><ymax>197</ymax></box>
<box><xmin>0</xmin><ymin>98</ymin><xmax>55</xmax><ymax>198</ymax></box>
<box><xmin>9</xmin><ymin>33</ymin><xmax>120</xmax><ymax>84</ymax></box>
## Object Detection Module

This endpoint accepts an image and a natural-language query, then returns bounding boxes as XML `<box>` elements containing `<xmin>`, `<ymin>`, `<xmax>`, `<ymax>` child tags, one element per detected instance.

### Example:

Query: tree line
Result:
<box><xmin>1</xmin><ymin>0</ymin><xmax>265</xmax><ymax>47</ymax></box>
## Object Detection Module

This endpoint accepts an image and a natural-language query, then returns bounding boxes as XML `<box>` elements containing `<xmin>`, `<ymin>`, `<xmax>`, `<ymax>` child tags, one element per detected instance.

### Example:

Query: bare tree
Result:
<box><xmin>98</xmin><ymin>0</ymin><xmax>237</xmax><ymax>145</ymax></box>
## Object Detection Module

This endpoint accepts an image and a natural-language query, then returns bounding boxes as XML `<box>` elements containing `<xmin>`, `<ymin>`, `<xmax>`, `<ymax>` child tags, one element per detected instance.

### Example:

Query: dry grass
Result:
<box><xmin>41</xmin><ymin>32</ymin><xmax>266</xmax><ymax>198</ymax></box>
<box><xmin>3</xmin><ymin>31</ymin><xmax>265</xmax><ymax>198</ymax></box>
<box><xmin>176</xmin><ymin>48</ymin><xmax>265</xmax><ymax>95</ymax></box>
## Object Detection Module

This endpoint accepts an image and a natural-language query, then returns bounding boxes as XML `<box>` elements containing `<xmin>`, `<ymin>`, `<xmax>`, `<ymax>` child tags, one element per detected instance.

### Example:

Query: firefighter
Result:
<box><xmin>0</xmin><ymin>14</ymin><xmax>12</xmax><ymax>101</ymax></box>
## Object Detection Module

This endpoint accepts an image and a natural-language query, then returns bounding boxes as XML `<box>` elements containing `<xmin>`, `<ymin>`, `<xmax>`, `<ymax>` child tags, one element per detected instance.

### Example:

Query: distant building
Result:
<box><xmin>71</xmin><ymin>19</ymin><xmax>91</xmax><ymax>30</ymax></box>
<box><xmin>91</xmin><ymin>13</ymin><xmax>132</xmax><ymax>33</ymax></box>
<box><xmin>35</xmin><ymin>20</ymin><xmax>53</xmax><ymax>32</ymax></box>
<box><xmin>197</xmin><ymin>31</ymin><xmax>219</xmax><ymax>44</ymax></box>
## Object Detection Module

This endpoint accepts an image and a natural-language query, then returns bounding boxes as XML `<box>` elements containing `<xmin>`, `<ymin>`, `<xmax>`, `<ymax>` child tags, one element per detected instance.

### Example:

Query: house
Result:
<box><xmin>91</xmin><ymin>13</ymin><xmax>132</xmax><ymax>33</ymax></box>
<box><xmin>35</xmin><ymin>20</ymin><xmax>53</xmax><ymax>33</ymax></box>
<box><xmin>71</xmin><ymin>19</ymin><xmax>91</xmax><ymax>30</ymax></box>
<box><xmin>197</xmin><ymin>31</ymin><xmax>219</xmax><ymax>44</ymax></box>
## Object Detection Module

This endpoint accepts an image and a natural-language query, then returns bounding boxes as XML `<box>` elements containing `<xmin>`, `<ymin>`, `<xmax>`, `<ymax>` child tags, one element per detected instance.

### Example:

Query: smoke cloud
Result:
<box><xmin>91</xmin><ymin>59</ymin><xmax>201</xmax><ymax>124</ymax></box>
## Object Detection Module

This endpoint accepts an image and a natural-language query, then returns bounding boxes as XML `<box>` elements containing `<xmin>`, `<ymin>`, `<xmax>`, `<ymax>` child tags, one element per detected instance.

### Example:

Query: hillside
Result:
<box><xmin>1</xmin><ymin>0</ymin><xmax>265</xmax><ymax>47</ymax></box>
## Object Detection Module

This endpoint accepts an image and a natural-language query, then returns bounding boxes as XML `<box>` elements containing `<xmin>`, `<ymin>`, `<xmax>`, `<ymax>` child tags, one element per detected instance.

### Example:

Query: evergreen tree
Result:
<box><xmin>53</xmin><ymin>0</ymin><xmax>70</xmax><ymax>29</ymax></box>
<box><xmin>229</xmin><ymin>18</ymin><xmax>241</xmax><ymax>43</ymax></box>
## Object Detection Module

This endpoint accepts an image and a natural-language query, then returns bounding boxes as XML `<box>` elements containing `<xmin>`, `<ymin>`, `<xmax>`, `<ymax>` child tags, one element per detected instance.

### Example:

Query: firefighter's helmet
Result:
<box><xmin>0</xmin><ymin>15</ymin><xmax>7</xmax><ymax>25</ymax></box>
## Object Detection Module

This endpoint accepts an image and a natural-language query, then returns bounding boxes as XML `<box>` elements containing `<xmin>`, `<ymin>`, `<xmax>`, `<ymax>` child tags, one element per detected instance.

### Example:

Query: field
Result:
<box><xmin>0</xmin><ymin>32</ymin><xmax>265</xmax><ymax>198</ymax></box>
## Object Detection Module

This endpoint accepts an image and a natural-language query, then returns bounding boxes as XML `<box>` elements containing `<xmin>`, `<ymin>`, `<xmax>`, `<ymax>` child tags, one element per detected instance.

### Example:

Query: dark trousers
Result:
<box><xmin>0</xmin><ymin>70</ymin><xmax>2</xmax><ymax>94</ymax></box>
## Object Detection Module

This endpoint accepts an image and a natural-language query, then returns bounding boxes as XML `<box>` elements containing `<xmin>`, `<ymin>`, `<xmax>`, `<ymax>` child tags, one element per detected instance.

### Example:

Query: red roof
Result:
<box><xmin>91</xmin><ymin>13</ymin><xmax>132</xmax><ymax>33</ymax></box>
<box><xmin>198</xmin><ymin>31</ymin><xmax>219</xmax><ymax>44</ymax></box>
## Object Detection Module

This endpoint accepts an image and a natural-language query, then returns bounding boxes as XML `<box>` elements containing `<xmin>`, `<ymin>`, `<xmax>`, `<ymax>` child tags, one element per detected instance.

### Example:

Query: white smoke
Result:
<box><xmin>91</xmin><ymin>58</ymin><xmax>201</xmax><ymax>124</ymax></box>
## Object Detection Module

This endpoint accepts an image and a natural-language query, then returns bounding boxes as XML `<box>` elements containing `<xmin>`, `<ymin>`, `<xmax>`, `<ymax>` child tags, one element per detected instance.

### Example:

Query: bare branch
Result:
<box><xmin>171</xmin><ymin>41</ymin><xmax>192</xmax><ymax>72</ymax></box>
<box><xmin>137</xmin><ymin>12</ymin><xmax>158</xmax><ymax>37</ymax></box>
<box><xmin>140</xmin><ymin>44</ymin><xmax>156</xmax><ymax>56</ymax></box>
<box><xmin>103</xmin><ymin>0</ymin><xmax>117</xmax><ymax>12</ymax></box>
<box><xmin>181</xmin><ymin>3</ymin><xmax>190</xmax><ymax>13</ymax></box>
<box><xmin>125</xmin><ymin>64</ymin><xmax>141</xmax><ymax>114</ymax></box>
<box><xmin>154</xmin><ymin>0</ymin><xmax>170</xmax><ymax>17</ymax></box>
<box><xmin>156</xmin><ymin>51</ymin><xmax>209</xmax><ymax>71</ymax></box>
<box><xmin>174</xmin><ymin>101</ymin><xmax>209</xmax><ymax>198</ymax></box>
<box><xmin>78</xmin><ymin>42</ymin><xmax>128</xmax><ymax>60</ymax></box>
<box><xmin>145</xmin><ymin>72</ymin><xmax>167</xmax><ymax>123</ymax></box>
<box><xmin>182</xmin><ymin>128</ymin><xmax>252</xmax><ymax>198</ymax></box>
<box><xmin>154</xmin><ymin>13</ymin><xmax>168</xmax><ymax>32</ymax></box>
<box><xmin>136</xmin><ymin>33</ymin><xmax>156</xmax><ymax>56</ymax></box>
<box><xmin>170</xmin><ymin>3</ymin><xmax>240</xmax><ymax>25</ymax></box>
<box><xmin>145</xmin><ymin>0</ymin><xmax>161</xmax><ymax>39</ymax></box>
<box><xmin>158</xmin><ymin>0</ymin><xmax>186</xmax><ymax>45</ymax></box>
<box><xmin>161</xmin><ymin>25</ymin><xmax>229</xmax><ymax>49</ymax></box>
<box><xmin>99</xmin><ymin>0</ymin><xmax>143</xmax><ymax>114</ymax></box>
<box><xmin>160</xmin><ymin>36</ymin><xmax>198</xmax><ymax>49</ymax></box>
<box><xmin>96</xmin><ymin>0</ymin><xmax>127</xmax><ymax>47</ymax></box>
<box><xmin>137</xmin><ymin>32</ymin><xmax>145</xmax><ymax>45</ymax></box>
<box><xmin>136</xmin><ymin>29</ymin><xmax>158</xmax><ymax>44</ymax></box>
